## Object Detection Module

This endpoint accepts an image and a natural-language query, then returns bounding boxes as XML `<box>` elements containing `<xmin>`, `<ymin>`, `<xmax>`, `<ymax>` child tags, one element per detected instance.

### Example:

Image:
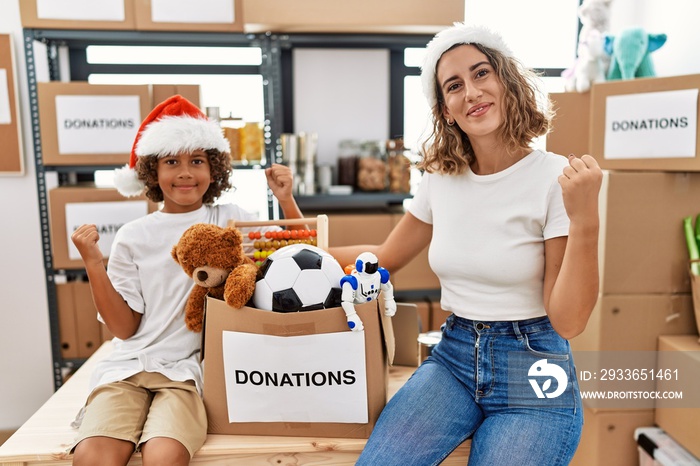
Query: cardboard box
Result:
<box><xmin>242</xmin><ymin>0</ymin><xmax>464</xmax><ymax>34</ymax></box>
<box><xmin>56</xmin><ymin>282</ymin><xmax>79</xmax><ymax>359</ymax></box>
<box><xmin>546</xmin><ymin>91</ymin><xmax>591</xmax><ymax>157</ymax></box>
<box><xmin>589</xmin><ymin>74</ymin><xmax>700</xmax><ymax>171</ymax></box>
<box><xmin>391</xmin><ymin>303</ymin><xmax>420</xmax><ymax>367</ymax></box>
<box><xmin>203</xmin><ymin>297</ymin><xmax>394</xmax><ymax>438</ymax></box>
<box><xmin>49</xmin><ymin>187</ymin><xmax>157</xmax><ymax>270</ymax></box>
<box><xmin>598</xmin><ymin>171</ymin><xmax>700</xmax><ymax>294</ymax></box>
<box><xmin>322</xmin><ymin>212</ymin><xmax>440</xmax><ymax>292</ymax></box>
<box><xmin>391</xmin><ymin>214</ymin><xmax>441</xmax><ymax>291</ymax></box>
<box><xmin>134</xmin><ymin>0</ymin><xmax>243</xmax><ymax>32</ymax></box>
<box><xmin>19</xmin><ymin>0</ymin><xmax>137</xmax><ymax>30</ymax></box>
<box><xmin>570</xmin><ymin>294</ymin><xmax>696</xmax><ymax>353</ymax></box>
<box><xmin>570</xmin><ymin>408</ymin><xmax>655</xmax><ymax>466</ymax></box>
<box><xmin>38</xmin><ymin>82</ymin><xmax>151</xmax><ymax>166</ymax></box>
<box><xmin>73</xmin><ymin>280</ymin><xmax>101</xmax><ymax>358</ymax></box>
<box><xmin>150</xmin><ymin>85</ymin><xmax>200</xmax><ymax>108</ymax></box>
<box><xmin>655</xmin><ymin>335</ymin><xmax>700</xmax><ymax>459</ymax></box>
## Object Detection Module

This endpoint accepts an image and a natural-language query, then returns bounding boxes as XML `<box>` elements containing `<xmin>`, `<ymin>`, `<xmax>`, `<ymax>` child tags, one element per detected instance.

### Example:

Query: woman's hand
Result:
<box><xmin>265</xmin><ymin>164</ymin><xmax>294</xmax><ymax>202</ymax></box>
<box><xmin>558</xmin><ymin>154</ymin><xmax>603</xmax><ymax>224</ymax></box>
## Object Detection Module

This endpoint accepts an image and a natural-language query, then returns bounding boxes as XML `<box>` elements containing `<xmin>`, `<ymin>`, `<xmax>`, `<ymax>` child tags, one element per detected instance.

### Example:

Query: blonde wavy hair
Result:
<box><xmin>419</xmin><ymin>43</ymin><xmax>553</xmax><ymax>175</ymax></box>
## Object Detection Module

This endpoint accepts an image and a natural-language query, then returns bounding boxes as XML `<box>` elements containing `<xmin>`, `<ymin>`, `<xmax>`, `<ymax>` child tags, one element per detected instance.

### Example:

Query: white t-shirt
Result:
<box><xmin>90</xmin><ymin>203</ymin><xmax>265</xmax><ymax>394</ymax></box>
<box><xmin>408</xmin><ymin>150</ymin><xmax>570</xmax><ymax>321</ymax></box>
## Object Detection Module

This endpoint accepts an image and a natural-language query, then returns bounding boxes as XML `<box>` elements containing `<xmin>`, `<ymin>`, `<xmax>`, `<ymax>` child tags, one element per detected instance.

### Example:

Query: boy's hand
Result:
<box><xmin>265</xmin><ymin>164</ymin><xmax>294</xmax><ymax>201</ymax></box>
<box><xmin>71</xmin><ymin>224</ymin><xmax>104</xmax><ymax>267</ymax></box>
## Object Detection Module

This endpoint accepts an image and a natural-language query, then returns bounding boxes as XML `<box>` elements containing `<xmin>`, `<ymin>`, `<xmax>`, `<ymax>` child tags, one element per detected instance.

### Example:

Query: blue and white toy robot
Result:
<box><xmin>340</xmin><ymin>252</ymin><xmax>397</xmax><ymax>332</ymax></box>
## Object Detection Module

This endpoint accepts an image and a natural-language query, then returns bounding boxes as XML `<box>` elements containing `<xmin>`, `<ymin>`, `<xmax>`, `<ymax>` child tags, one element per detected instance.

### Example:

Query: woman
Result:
<box><xmin>330</xmin><ymin>23</ymin><xmax>602</xmax><ymax>465</ymax></box>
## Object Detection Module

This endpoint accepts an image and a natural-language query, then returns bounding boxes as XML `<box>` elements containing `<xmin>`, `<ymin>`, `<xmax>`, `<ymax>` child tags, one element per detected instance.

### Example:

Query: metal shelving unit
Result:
<box><xmin>23</xmin><ymin>28</ymin><xmax>283</xmax><ymax>390</ymax></box>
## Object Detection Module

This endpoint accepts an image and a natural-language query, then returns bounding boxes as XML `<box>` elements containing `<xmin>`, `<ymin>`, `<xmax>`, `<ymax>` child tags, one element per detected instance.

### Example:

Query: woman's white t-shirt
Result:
<box><xmin>90</xmin><ymin>203</ymin><xmax>263</xmax><ymax>394</ymax></box>
<box><xmin>408</xmin><ymin>150</ymin><xmax>570</xmax><ymax>321</ymax></box>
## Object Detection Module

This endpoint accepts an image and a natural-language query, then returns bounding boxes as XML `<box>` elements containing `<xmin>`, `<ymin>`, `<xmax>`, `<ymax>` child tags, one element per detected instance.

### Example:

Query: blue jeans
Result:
<box><xmin>357</xmin><ymin>314</ymin><xmax>583</xmax><ymax>465</ymax></box>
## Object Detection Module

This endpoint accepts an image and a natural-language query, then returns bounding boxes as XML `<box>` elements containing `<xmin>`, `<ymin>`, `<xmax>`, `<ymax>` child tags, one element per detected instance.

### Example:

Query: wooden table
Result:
<box><xmin>0</xmin><ymin>343</ymin><xmax>470</xmax><ymax>465</ymax></box>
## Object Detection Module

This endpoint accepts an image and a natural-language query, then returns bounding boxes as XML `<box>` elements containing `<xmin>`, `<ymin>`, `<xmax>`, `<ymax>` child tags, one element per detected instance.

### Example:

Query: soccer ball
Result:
<box><xmin>252</xmin><ymin>243</ymin><xmax>344</xmax><ymax>312</ymax></box>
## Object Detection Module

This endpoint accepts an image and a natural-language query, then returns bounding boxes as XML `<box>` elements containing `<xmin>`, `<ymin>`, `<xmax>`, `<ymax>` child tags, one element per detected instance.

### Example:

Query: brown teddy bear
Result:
<box><xmin>172</xmin><ymin>223</ymin><xmax>259</xmax><ymax>332</ymax></box>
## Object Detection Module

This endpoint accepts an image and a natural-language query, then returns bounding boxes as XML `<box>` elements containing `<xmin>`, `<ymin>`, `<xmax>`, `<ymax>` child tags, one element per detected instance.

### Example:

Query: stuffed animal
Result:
<box><xmin>563</xmin><ymin>0</ymin><xmax>613</xmax><ymax>93</ymax></box>
<box><xmin>172</xmin><ymin>223</ymin><xmax>259</xmax><ymax>332</ymax></box>
<box><xmin>605</xmin><ymin>27</ymin><xmax>667</xmax><ymax>80</ymax></box>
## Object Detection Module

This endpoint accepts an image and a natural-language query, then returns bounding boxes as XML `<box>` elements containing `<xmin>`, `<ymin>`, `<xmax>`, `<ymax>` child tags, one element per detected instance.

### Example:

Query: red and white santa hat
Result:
<box><xmin>114</xmin><ymin>94</ymin><xmax>230</xmax><ymax>197</ymax></box>
<box><xmin>421</xmin><ymin>23</ymin><xmax>514</xmax><ymax>109</ymax></box>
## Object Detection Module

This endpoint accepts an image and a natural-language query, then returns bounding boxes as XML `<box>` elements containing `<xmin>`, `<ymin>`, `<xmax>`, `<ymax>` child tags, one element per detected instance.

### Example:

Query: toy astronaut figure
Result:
<box><xmin>340</xmin><ymin>252</ymin><xmax>397</xmax><ymax>332</ymax></box>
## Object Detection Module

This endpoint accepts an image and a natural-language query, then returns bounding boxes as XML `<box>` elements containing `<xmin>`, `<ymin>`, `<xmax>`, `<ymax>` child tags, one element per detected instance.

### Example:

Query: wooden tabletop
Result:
<box><xmin>0</xmin><ymin>342</ymin><xmax>470</xmax><ymax>465</ymax></box>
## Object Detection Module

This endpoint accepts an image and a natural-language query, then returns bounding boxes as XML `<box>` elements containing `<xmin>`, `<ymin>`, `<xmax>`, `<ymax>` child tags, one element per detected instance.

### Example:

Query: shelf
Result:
<box><xmin>296</xmin><ymin>192</ymin><xmax>411</xmax><ymax>212</ymax></box>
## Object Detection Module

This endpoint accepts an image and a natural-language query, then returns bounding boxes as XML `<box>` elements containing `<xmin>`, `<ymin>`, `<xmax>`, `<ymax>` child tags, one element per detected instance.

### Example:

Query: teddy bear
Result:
<box><xmin>562</xmin><ymin>0</ymin><xmax>613</xmax><ymax>93</ymax></box>
<box><xmin>172</xmin><ymin>223</ymin><xmax>259</xmax><ymax>332</ymax></box>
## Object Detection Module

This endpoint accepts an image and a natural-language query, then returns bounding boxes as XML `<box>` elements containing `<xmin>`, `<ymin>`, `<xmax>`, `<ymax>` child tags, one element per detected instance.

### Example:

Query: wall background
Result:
<box><xmin>1</xmin><ymin>0</ymin><xmax>699</xmax><ymax>430</ymax></box>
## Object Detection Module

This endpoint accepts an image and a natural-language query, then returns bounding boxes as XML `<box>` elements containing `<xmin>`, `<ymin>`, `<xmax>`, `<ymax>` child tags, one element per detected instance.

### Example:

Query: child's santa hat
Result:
<box><xmin>114</xmin><ymin>94</ymin><xmax>230</xmax><ymax>197</ymax></box>
<box><xmin>421</xmin><ymin>23</ymin><xmax>514</xmax><ymax>109</ymax></box>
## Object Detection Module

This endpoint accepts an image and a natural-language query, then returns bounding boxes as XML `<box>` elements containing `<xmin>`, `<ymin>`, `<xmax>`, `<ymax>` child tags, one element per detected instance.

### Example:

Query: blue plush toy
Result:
<box><xmin>604</xmin><ymin>27</ymin><xmax>667</xmax><ymax>80</ymax></box>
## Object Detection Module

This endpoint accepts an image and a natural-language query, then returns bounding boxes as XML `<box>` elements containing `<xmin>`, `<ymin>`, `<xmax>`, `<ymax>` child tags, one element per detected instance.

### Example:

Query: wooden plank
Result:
<box><xmin>0</xmin><ymin>342</ymin><xmax>470</xmax><ymax>465</ymax></box>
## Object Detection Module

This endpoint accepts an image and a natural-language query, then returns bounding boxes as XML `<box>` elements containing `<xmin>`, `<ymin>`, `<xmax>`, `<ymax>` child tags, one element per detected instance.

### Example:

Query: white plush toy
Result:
<box><xmin>563</xmin><ymin>0</ymin><xmax>613</xmax><ymax>93</ymax></box>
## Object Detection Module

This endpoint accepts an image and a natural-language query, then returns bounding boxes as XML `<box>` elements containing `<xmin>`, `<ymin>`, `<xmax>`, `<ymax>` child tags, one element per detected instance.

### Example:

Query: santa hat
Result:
<box><xmin>114</xmin><ymin>94</ymin><xmax>230</xmax><ymax>197</ymax></box>
<box><xmin>421</xmin><ymin>23</ymin><xmax>514</xmax><ymax>109</ymax></box>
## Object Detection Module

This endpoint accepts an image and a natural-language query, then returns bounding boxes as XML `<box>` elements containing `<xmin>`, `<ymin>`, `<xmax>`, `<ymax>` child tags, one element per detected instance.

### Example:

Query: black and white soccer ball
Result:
<box><xmin>252</xmin><ymin>243</ymin><xmax>344</xmax><ymax>312</ymax></box>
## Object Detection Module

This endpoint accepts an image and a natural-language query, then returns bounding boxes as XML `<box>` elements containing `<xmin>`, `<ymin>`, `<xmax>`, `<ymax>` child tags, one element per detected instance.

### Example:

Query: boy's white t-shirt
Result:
<box><xmin>91</xmin><ymin>203</ymin><xmax>264</xmax><ymax>394</ymax></box>
<box><xmin>408</xmin><ymin>150</ymin><xmax>570</xmax><ymax>321</ymax></box>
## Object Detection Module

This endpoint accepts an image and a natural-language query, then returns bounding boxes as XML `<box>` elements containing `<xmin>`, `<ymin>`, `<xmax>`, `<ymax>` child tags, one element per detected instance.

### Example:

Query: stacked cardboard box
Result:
<box><xmin>548</xmin><ymin>76</ymin><xmax>700</xmax><ymax>466</ymax></box>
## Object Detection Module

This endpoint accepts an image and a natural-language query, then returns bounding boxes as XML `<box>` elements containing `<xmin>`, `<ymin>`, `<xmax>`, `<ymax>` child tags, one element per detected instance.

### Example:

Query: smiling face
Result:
<box><xmin>157</xmin><ymin>150</ymin><xmax>213</xmax><ymax>213</ymax></box>
<box><xmin>436</xmin><ymin>44</ymin><xmax>505</xmax><ymax>142</ymax></box>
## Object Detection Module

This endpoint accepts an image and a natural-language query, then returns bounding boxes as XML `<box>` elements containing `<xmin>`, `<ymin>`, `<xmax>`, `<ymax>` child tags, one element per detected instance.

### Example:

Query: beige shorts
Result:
<box><xmin>72</xmin><ymin>371</ymin><xmax>207</xmax><ymax>457</ymax></box>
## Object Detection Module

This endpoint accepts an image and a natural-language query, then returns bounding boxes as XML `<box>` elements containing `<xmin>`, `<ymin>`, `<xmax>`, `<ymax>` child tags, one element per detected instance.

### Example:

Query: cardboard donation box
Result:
<box><xmin>38</xmin><ymin>82</ymin><xmax>150</xmax><ymax>166</ymax></box>
<box><xmin>134</xmin><ymin>0</ymin><xmax>243</xmax><ymax>32</ymax></box>
<box><xmin>589</xmin><ymin>74</ymin><xmax>700</xmax><ymax>171</ymax></box>
<box><xmin>242</xmin><ymin>0</ymin><xmax>463</xmax><ymax>34</ymax></box>
<box><xmin>203</xmin><ymin>297</ymin><xmax>394</xmax><ymax>438</ymax></box>
<box><xmin>547</xmin><ymin>92</ymin><xmax>591</xmax><ymax>157</ymax></box>
<box><xmin>19</xmin><ymin>0</ymin><xmax>137</xmax><ymax>30</ymax></box>
<box><xmin>655</xmin><ymin>335</ymin><xmax>700</xmax><ymax>460</ymax></box>
<box><xmin>598</xmin><ymin>171</ymin><xmax>700</xmax><ymax>295</ymax></box>
<box><xmin>49</xmin><ymin>187</ymin><xmax>157</xmax><ymax>269</ymax></box>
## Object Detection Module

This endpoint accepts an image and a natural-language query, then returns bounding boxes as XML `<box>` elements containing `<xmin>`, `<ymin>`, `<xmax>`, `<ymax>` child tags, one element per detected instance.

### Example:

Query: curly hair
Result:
<box><xmin>419</xmin><ymin>43</ymin><xmax>553</xmax><ymax>175</ymax></box>
<box><xmin>135</xmin><ymin>149</ymin><xmax>232</xmax><ymax>204</ymax></box>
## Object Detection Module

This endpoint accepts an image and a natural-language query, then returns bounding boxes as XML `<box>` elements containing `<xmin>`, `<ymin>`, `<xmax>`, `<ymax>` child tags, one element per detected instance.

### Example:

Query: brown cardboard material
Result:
<box><xmin>546</xmin><ymin>92</ymin><xmax>591</xmax><ymax>157</ymax></box>
<box><xmin>56</xmin><ymin>282</ymin><xmax>79</xmax><ymax>359</ymax></box>
<box><xmin>38</xmin><ymin>82</ymin><xmax>151</xmax><ymax>166</ymax></box>
<box><xmin>48</xmin><ymin>186</ymin><xmax>157</xmax><ymax>270</ymax></box>
<box><xmin>0</xmin><ymin>34</ymin><xmax>23</xmax><ymax>174</ymax></box>
<box><xmin>655</xmin><ymin>335</ymin><xmax>700</xmax><ymax>459</ymax></box>
<box><xmin>391</xmin><ymin>303</ymin><xmax>420</xmax><ymax>367</ymax></box>
<box><xmin>73</xmin><ymin>280</ymin><xmax>101</xmax><ymax>358</ymax></box>
<box><xmin>570</xmin><ymin>408</ymin><xmax>655</xmax><ymax>466</ymax></box>
<box><xmin>589</xmin><ymin>74</ymin><xmax>700</xmax><ymax>171</ymax></box>
<box><xmin>598</xmin><ymin>171</ymin><xmax>700</xmax><ymax>294</ymax></box>
<box><xmin>19</xmin><ymin>0</ymin><xmax>137</xmax><ymax>30</ymax></box>
<box><xmin>134</xmin><ymin>0</ymin><xmax>243</xmax><ymax>32</ymax></box>
<box><xmin>242</xmin><ymin>0</ymin><xmax>464</xmax><ymax>34</ymax></box>
<box><xmin>391</xmin><ymin>213</ymin><xmax>441</xmax><ymax>291</ymax></box>
<box><xmin>150</xmin><ymin>85</ymin><xmax>200</xmax><ymax>108</ymax></box>
<box><xmin>203</xmin><ymin>297</ymin><xmax>393</xmax><ymax>438</ymax></box>
<box><xmin>570</xmin><ymin>294</ymin><xmax>696</xmax><ymax>353</ymax></box>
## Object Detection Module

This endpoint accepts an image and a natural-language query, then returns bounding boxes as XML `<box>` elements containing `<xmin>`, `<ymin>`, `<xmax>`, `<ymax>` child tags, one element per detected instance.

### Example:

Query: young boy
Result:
<box><xmin>70</xmin><ymin>95</ymin><xmax>303</xmax><ymax>465</ymax></box>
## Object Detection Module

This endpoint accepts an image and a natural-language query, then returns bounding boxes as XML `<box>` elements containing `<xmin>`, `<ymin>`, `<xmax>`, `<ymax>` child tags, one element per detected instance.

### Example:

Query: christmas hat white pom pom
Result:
<box><xmin>113</xmin><ymin>163</ymin><xmax>145</xmax><ymax>197</ymax></box>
